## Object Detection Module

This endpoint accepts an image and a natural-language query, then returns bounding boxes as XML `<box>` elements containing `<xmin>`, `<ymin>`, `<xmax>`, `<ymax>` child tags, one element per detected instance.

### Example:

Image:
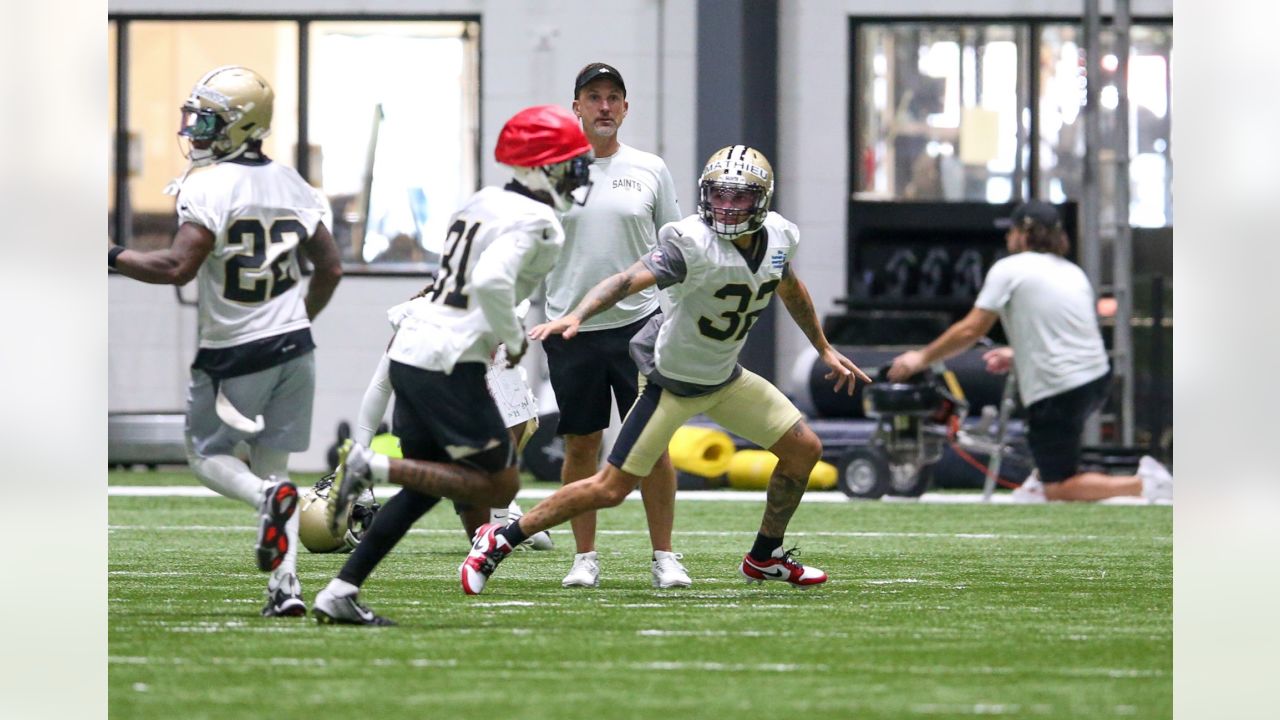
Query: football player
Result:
<box><xmin>108</xmin><ymin>66</ymin><xmax>343</xmax><ymax>617</ymax></box>
<box><xmin>459</xmin><ymin>145</ymin><xmax>871</xmax><ymax>595</ymax></box>
<box><xmin>339</xmin><ymin>290</ymin><xmax>554</xmax><ymax>550</ymax></box>
<box><xmin>312</xmin><ymin>105</ymin><xmax>593</xmax><ymax>625</ymax></box>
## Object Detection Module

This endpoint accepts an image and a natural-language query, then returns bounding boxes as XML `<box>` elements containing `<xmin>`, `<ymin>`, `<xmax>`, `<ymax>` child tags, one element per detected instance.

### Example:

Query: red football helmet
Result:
<box><xmin>495</xmin><ymin>105</ymin><xmax>590</xmax><ymax>167</ymax></box>
<box><xmin>496</xmin><ymin>105</ymin><xmax>594</xmax><ymax>212</ymax></box>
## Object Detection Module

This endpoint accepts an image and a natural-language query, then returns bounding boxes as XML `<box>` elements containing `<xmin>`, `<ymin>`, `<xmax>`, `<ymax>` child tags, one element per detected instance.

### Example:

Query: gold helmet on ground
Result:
<box><xmin>178</xmin><ymin>65</ymin><xmax>274</xmax><ymax>167</ymax></box>
<box><xmin>698</xmin><ymin>145</ymin><xmax>774</xmax><ymax>239</ymax></box>
<box><xmin>298</xmin><ymin>476</ymin><xmax>379</xmax><ymax>554</ymax></box>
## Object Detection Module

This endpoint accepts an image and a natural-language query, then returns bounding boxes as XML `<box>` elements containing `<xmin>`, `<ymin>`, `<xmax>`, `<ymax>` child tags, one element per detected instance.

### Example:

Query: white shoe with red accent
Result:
<box><xmin>739</xmin><ymin>546</ymin><xmax>827</xmax><ymax>588</ymax></box>
<box><xmin>460</xmin><ymin>522</ymin><xmax>513</xmax><ymax>595</ymax></box>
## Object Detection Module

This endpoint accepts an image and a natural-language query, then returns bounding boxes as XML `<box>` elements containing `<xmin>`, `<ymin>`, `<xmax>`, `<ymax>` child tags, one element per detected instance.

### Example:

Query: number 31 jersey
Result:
<box><xmin>387</xmin><ymin>186</ymin><xmax>564</xmax><ymax>374</ymax></box>
<box><xmin>177</xmin><ymin>160</ymin><xmax>331</xmax><ymax>350</ymax></box>
<box><xmin>640</xmin><ymin>211</ymin><xmax>799</xmax><ymax>387</ymax></box>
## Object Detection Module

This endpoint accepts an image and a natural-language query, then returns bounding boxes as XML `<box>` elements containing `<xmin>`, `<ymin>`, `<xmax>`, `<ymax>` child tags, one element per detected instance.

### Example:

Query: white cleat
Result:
<box><xmin>651</xmin><ymin>550</ymin><xmax>692</xmax><ymax>589</ymax></box>
<box><xmin>327</xmin><ymin>440</ymin><xmax>377</xmax><ymax>536</ymax></box>
<box><xmin>497</xmin><ymin>501</ymin><xmax>554</xmax><ymax>551</ymax></box>
<box><xmin>1011</xmin><ymin>470</ymin><xmax>1047</xmax><ymax>504</ymax></box>
<box><xmin>561</xmin><ymin>551</ymin><xmax>600</xmax><ymax>588</ymax></box>
<box><xmin>1137</xmin><ymin>455</ymin><xmax>1173</xmax><ymax>503</ymax></box>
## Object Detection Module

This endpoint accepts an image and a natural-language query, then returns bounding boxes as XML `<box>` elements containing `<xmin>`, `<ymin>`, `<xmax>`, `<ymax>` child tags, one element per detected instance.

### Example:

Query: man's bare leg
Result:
<box><xmin>561</xmin><ymin>432</ymin><xmax>604</xmax><ymax>553</ymax></box>
<box><xmin>517</xmin><ymin>464</ymin><xmax>639</xmax><ymax>537</ymax></box>
<box><xmin>759</xmin><ymin>421</ymin><xmax>823</xmax><ymax>538</ymax></box>
<box><xmin>1045</xmin><ymin>472</ymin><xmax>1141</xmax><ymax>501</ymax></box>
<box><xmin>639</xmin><ymin>452</ymin><xmax>676</xmax><ymax>552</ymax></box>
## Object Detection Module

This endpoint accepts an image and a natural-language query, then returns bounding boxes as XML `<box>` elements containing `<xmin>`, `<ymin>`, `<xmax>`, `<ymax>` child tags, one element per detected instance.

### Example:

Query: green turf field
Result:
<box><xmin>109</xmin><ymin>470</ymin><xmax>1171</xmax><ymax>719</ymax></box>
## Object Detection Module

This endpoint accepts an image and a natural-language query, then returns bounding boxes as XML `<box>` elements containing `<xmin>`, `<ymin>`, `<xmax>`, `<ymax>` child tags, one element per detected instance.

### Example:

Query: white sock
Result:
<box><xmin>370</xmin><ymin>453</ymin><xmax>390</xmax><ymax>483</ymax></box>
<box><xmin>186</xmin><ymin>453</ymin><xmax>265</xmax><ymax>507</ymax></box>
<box><xmin>325</xmin><ymin>578</ymin><xmax>360</xmax><ymax>598</ymax></box>
<box><xmin>269</xmin><ymin>568</ymin><xmax>300</xmax><ymax>593</ymax></box>
<box><xmin>275</xmin><ymin>511</ymin><xmax>300</xmax><ymax>576</ymax></box>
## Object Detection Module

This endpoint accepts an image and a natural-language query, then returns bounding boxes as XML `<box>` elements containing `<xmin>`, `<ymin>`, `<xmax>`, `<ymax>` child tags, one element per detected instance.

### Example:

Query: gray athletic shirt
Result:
<box><xmin>974</xmin><ymin>251</ymin><xmax>1109</xmax><ymax>405</ymax></box>
<box><xmin>543</xmin><ymin>143</ymin><xmax>682</xmax><ymax>331</ymax></box>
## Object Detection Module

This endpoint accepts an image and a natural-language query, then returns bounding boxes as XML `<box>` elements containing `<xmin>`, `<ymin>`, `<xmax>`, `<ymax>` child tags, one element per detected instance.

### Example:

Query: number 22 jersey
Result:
<box><xmin>176</xmin><ymin>158</ymin><xmax>331</xmax><ymax>352</ymax></box>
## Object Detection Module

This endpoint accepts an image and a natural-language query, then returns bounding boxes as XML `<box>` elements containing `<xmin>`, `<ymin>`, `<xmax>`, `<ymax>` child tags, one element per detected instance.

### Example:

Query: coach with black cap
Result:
<box><xmin>887</xmin><ymin>200</ymin><xmax>1173</xmax><ymax>502</ymax></box>
<box><xmin>537</xmin><ymin>62</ymin><xmax>690</xmax><ymax>588</ymax></box>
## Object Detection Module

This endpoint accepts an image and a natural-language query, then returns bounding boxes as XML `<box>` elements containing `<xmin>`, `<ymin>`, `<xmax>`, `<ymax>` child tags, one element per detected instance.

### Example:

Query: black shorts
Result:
<box><xmin>1025</xmin><ymin>371</ymin><xmax>1112</xmax><ymax>483</ymax></box>
<box><xmin>543</xmin><ymin>313</ymin><xmax>655</xmax><ymax>436</ymax></box>
<box><xmin>387</xmin><ymin>360</ymin><xmax>513</xmax><ymax>473</ymax></box>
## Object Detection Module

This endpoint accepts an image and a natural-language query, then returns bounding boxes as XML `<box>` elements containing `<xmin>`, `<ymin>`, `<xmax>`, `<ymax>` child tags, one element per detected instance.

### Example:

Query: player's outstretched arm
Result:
<box><xmin>300</xmin><ymin>223</ymin><xmax>343</xmax><ymax>320</ymax></box>
<box><xmin>529</xmin><ymin>259</ymin><xmax>657</xmax><ymax>341</ymax></box>
<box><xmin>776</xmin><ymin>267</ymin><xmax>872</xmax><ymax>396</ymax></box>
<box><xmin>108</xmin><ymin>222</ymin><xmax>213</xmax><ymax>285</ymax></box>
<box><xmin>887</xmin><ymin>307</ymin><xmax>998</xmax><ymax>382</ymax></box>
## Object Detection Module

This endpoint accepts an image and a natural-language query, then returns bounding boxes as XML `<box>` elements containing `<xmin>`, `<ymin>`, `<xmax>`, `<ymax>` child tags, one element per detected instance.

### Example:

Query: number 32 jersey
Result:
<box><xmin>639</xmin><ymin>211</ymin><xmax>799</xmax><ymax>388</ymax></box>
<box><xmin>177</xmin><ymin>160</ymin><xmax>331</xmax><ymax>350</ymax></box>
<box><xmin>387</xmin><ymin>186</ymin><xmax>564</xmax><ymax>374</ymax></box>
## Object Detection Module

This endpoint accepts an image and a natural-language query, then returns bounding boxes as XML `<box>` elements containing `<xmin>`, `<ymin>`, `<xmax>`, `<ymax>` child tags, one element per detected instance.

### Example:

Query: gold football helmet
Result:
<box><xmin>178</xmin><ymin>65</ymin><xmax>274</xmax><ymax>166</ymax></box>
<box><xmin>298</xmin><ymin>476</ymin><xmax>379</xmax><ymax>554</ymax></box>
<box><xmin>698</xmin><ymin>145</ymin><xmax>774</xmax><ymax>238</ymax></box>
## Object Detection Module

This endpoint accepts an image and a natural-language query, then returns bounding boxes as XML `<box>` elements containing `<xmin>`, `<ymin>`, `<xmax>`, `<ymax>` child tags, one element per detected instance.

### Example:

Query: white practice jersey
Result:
<box><xmin>387</xmin><ymin>186</ymin><xmax>564</xmax><ymax>373</ymax></box>
<box><xmin>177</xmin><ymin>160</ymin><xmax>332</xmax><ymax>350</ymax></box>
<box><xmin>640</xmin><ymin>212</ymin><xmax>799</xmax><ymax>387</ymax></box>
<box><xmin>545</xmin><ymin>143</ymin><xmax>682</xmax><ymax>331</ymax></box>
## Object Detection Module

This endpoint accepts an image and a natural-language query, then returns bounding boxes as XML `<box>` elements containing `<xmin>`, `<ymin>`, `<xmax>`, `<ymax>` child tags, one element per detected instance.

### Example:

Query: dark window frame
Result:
<box><xmin>108</xmin><ymin>13</ymin><xmax>483</xmax><ymax>277</ymax></box>
<box><xmin>847</xmin><ymin>14</ymin><xmax>1173</xmax><ymax>213</ymax></box>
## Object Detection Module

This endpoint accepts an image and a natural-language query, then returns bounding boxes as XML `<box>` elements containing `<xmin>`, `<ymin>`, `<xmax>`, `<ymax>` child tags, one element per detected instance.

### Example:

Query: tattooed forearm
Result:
<box><xmin>778</xmin><ymin>275</ymin><xmax>828</xmax><ymax>350</ymax></box>
<box><xmin>390</xmin><ymin>458</ymin><xmax>491</xmax><ymax>505</ymax></box>
<box><xmin>571</xmin><ymin>272</ymin><xmax>636</xmax><ymax>322</ymax></box>
<box><xmin>761</xmin><ymin>469</ymin><xmax>807</xmax><ymax>537</ymax></box>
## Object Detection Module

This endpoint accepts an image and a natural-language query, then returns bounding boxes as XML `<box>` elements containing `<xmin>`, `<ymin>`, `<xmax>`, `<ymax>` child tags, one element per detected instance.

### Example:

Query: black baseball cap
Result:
<box><xmin>995</xmin><ymin>200</ymin><xmax>1061</xmax><ymax>229</ymax></box>
<box><xmin>574</xmin><ymin>62</ymin><xmax>626</xmax><ymax>97</ymax></box>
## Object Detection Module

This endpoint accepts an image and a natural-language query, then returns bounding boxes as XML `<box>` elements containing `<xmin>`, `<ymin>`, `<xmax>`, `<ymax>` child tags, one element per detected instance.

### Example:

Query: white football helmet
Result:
<box><xmin>298</xmin><ymin>475</ymin><xmax>379</xmax><ymax>554</ymax></box>
<box><xmin>178</xmin><ymin>65</ymin><xmax>274</xmax><ymax>168</ymax></box>
<box><xmin>698</xmin><ymin>145</ymin><xmax>774</xmax><ymax>239</ymax></box>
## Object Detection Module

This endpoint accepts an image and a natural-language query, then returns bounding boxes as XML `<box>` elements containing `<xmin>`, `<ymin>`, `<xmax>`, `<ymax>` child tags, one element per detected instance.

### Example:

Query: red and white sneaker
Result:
<box><xmin>739</xmin><ymin>546</ymin><xmax>827</xmax><ymax>588</ymax></box>
<box><xmin>460</xmin><ymin>522</ymin><xmax>514</xmax><ymax>595</ymax></box>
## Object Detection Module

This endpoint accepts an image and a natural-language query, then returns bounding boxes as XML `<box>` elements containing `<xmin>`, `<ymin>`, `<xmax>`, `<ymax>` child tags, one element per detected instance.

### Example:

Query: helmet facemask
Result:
<box><xmin>700</xmin><ymin>181</ymin><xmax>768</xmax><ymax>239</ymax></box>
<box><xmin>513</xmin><ymin>153</ymin><xmax>594</xmax><ymax>213</ymax></box>
<box><xmin>697</xmin><ymin>145</ymin><xmax>774</xmax><ymax>239</ymax></box>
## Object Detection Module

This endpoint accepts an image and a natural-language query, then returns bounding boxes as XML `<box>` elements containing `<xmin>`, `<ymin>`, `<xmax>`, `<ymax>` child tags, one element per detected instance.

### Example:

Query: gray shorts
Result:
<box><xmin>186</xmin><ymin>352</ymin><xmax>315</xmax><ymax>456</ymax></box>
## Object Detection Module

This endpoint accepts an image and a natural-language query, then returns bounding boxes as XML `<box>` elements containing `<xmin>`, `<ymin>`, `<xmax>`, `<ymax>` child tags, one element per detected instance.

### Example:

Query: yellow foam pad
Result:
<box><xmin>667</xmin><ymin>425</ymin><xmax>736</xmax><ymax>478</ymax></box>
<box><xmin>726</xmin><ymin>449</ymin><xmax>837</xmax><ymax>491</ymax></box>
<box><xmin>369</xmin><ymin>432</ymin><xmax>403</xmax><ymax>459</ymax></box>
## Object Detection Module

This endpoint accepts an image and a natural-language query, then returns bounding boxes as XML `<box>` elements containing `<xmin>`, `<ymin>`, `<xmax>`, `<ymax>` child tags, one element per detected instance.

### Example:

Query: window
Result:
<box><xmin>853</xmin><ymin>23</ymin><xmax>1029</xmax><ymax>203</ymax></box>
<box><xmin>1038</xmin><ymin>23</ymin><xmax>1172</xmax><ymax>227</ymax></box>
<box><xmin>852</xmin><ymin>18</ymin><xmax>1173</xmax><ymax>229</ymax></box>
<box><xmin>307</xmin><ymin>21</ymin><xmax>478</xmax><ymax>268</ymax></box>
<box><xmin>108</xmin><ymin>16</ymin><xmax>480</xmax><ymax>271</ymax></box>
<box><xmin>122</xmin><ymin>21</ymin><xmax>298</xmax><ymax>252</ymax></box>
